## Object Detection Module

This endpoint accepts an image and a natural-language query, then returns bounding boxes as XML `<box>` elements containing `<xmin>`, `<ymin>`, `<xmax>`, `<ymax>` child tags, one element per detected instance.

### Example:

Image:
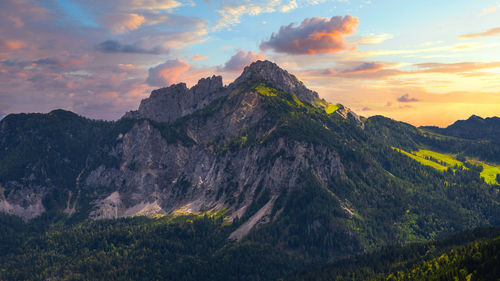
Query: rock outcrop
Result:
<box><xmin>232</xmin><ymin>60</ymin><xmax>319</xmax><ymax>104</ymax></box>
<box><xmin>123</xmin><ymin>75</ymin><xmax>225</xmax><ymax>123</ymax></box>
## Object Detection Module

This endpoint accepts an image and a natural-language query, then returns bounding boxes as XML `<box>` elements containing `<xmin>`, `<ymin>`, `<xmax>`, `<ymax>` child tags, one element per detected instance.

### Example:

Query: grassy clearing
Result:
<box><xmin>255</xmin><ymin>84</ymin><xmax>277</xmax><ymax>96</ymax></box>
<box><xmin>393</xmin><ymin>147</ymin><xmax>500</xmax><ymax>185</ymax></box>
<box><xmin>468</xmin><ymin>159</ymin><xmax>500</xmax><ymax>185</ymax></box>
<box><xmin>414</xmin><ymin>149</ymin><xmax>463</xmax><ymax>168</ymax></box>
<box><xmin>393</xmin><ymin>148</ymin><xmax>448</xmax><ymax>171</ymax></box>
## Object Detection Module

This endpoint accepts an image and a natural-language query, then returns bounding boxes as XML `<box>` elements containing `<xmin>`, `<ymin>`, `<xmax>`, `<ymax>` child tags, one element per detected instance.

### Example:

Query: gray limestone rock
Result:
<box><xmin>123</xmin><ymin>75</ymin><xmax>225</xmax><ymax>123</ymax></box>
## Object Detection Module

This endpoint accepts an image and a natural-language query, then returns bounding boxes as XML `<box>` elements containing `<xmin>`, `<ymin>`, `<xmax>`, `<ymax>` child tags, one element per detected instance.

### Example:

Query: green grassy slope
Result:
<box><xmin>393</xmin><ymin>148</ymin><xmax>500</xmax><ymax>185</ymax></box>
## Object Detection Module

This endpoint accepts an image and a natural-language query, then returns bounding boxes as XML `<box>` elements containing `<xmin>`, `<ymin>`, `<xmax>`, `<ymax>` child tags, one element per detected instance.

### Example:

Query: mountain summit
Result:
<box><xmin>232</xmin><ymin>60</ymin><xmax>319</xmax><ymax>103</ymax></box>
<box><xmin>124</xmin><ymin>60</ymin><xmax>322</xmax><ymax>123</ymax></box>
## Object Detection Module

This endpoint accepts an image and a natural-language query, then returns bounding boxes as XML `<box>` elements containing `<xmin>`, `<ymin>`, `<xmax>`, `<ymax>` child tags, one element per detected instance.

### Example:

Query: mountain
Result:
<box><xmin>422</xmin><ymin>115</ymin><xmax>500</xmax><ymax>141</ymax></box>
<box><xmin>1</xmin><ymin>60</ymin><xmax>500</xmax><ymax>280</ymax></box>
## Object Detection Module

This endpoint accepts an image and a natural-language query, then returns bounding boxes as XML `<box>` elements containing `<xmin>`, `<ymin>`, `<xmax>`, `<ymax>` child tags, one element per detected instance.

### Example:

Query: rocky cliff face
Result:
<box><xmin>85</xmin><ymin>83</ymin><xmax>347</xmax><ymax>241</ymax></box>
<box><xmin>86</xmin><ymin>120</ymin><xmax>345</xmax><ymax>224</ymax></box>
<box><xmin>0</xmin><ymin>183</ymin><xmax>45</xmax><ymax>221</ymax></box>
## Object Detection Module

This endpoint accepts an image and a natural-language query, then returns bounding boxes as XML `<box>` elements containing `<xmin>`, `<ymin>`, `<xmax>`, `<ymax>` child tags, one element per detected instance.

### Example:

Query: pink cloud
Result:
<box><xmin>260</xmin><ymin>15</ymin><xmax>359</xmax><ymax>55</ymax></box>
<box><xmin>218</xmin><ymin>50</ymin><xmax>265</xmax><ymax>72</ymax></box>
<box><xmin>146</xmin><ymin>58</ymin><xmax>191</xmax><ymax>87</ymax></box>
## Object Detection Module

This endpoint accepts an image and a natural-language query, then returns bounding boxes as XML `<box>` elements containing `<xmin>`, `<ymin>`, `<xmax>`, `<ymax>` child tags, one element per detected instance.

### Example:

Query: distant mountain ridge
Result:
<box><xmin>421</xmin><ymin>115</ymin><xmax>500</xmax><ymax>141</ymax></box>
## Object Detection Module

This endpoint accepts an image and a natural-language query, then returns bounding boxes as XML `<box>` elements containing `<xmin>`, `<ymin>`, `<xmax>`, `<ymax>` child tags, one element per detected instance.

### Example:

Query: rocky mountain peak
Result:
<box><xmin>123</xmin><ymin>75</ymin><xmax>225</xmax><ymax>123</ymax></box>
<box><xmin>232</xmin><ymin>60</ymin><xmax>319</xmax><ymax>103</ymax></box>
<box><xmin>123</xmin><ymin>60</ymin><xmax>326</xmax><ymax>124</ymax></box>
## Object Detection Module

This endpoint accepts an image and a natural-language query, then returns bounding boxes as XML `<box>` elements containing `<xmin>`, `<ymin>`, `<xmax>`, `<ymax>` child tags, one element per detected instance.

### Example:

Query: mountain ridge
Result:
<box><xmin>0</xmin><ymin>61</ymin><xmax>499</xmax><ymax>270</ymax></box>
<box><xmin>421</xmin><ymin>114</ymin><xmax>500</xmax><ymax>141</ymax></box>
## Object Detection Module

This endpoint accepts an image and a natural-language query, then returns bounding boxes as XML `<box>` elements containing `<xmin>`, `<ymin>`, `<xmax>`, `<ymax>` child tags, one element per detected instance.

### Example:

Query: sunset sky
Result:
<box><xmin>1</xmin><ymin>0</ymin><xmax>499</xmax><ymax>126</ymax></box>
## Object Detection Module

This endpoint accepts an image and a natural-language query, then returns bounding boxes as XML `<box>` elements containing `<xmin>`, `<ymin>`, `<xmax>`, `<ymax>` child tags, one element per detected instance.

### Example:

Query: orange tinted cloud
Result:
<box><xmin>260</xmin><ymin>15</ymin><xmax>359</xmax><ymax>55</ymax></box>
<box><xmin>99</xmin><ymin>13</ymin><xmax>145</xmax><ymax>34</ymax></box>
<box><xmin>0</xmin><ymin>38</ymin><xmax>25</xmax><ymax>51</ymax></box>
<box><xmin>458</xmin><ymin>27</ymin><xmax>500</xmax><ymax>39</ymax></box>
<box><xmin>191</xmin><ymin>54</ymin><xmax>209</xmax><ymax>61</ymax></box>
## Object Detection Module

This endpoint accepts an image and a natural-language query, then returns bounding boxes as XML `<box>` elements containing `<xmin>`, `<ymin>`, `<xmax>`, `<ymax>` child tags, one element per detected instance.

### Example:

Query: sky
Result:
<box><xmin>0</xmin><ymin>0</ymin><xmax>499</xmax><ymax>126</ymax></box>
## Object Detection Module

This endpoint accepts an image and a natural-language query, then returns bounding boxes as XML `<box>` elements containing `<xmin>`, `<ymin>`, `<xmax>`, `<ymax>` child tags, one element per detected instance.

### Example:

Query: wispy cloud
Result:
<box><xmin>347</xmin><ymin>42</ymin><xmax>490</xmax><ymax>59</ymax></box>
<box><xmin>458</xmin><ymin>27</ymin><xmax>500</xmax><ymax>39</ymax></box>
<box><xmin>481</xmin><ymin>4</ymin><xmax>500</xmax><ymax>15</ymax></box>
<box><xmin>213</xmin><ymin>0</ymin><xmax>325</xmax><ymax>30</ymax></box>
<box><xmin>191</xmin><ymin>54</ymin><xmax>209</xmax><ymax>61</ymax></box>
<box><xmin>350</xmin><ymin>33</ymin><xmax>393</xmax><ymax>45</ymax></box>
<box><xmin>72</xmin><ymin>0</ymin><xmax>182</xmax><ymax>12</ymax></box>
<box><xmin>280</xmin><ymin>0</ymin><xmax>298</xmax><ymax>12</ymax></box>
<box><xmin>214</xmin><ymin>1</ymin><xmax>281</xmax><ymax>30</ymax></box>
<box><xmin>415</xmin><ymin>61</ymin><xmax>500</xmax><ymax>73</ymax></box>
